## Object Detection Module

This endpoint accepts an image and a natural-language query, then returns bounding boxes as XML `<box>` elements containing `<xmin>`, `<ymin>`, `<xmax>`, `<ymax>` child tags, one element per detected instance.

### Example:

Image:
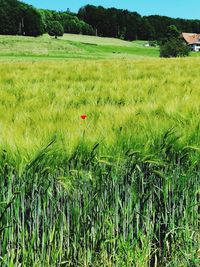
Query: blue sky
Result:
<box><xmin>23</xmin><ymin>1</ymin><xmax>200</xmax><ymax>19</ymax></box>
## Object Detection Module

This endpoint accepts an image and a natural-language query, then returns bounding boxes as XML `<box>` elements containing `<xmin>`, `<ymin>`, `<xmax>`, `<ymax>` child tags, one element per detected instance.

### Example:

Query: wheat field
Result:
<box><xmin>0</xmin><ymin>58</ymin><xmax>199</xmax><ymax>266</ymax></box>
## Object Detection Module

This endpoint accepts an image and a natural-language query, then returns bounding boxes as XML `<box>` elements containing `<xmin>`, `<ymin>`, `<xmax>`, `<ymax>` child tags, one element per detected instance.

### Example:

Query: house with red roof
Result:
<box><xmin>181</xmin><ymin>32</ymin><xmax>200</xmax><ymax>52</ymax></box>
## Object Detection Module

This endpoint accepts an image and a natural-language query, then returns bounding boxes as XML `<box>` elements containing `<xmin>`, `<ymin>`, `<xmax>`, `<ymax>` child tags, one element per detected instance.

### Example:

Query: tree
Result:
<box><xmin>20</xmin><ymin>4</ymin><xmax>44</xmax><ymax>36</ymax></box>
<box><xmin>40</xmin><ymin>9</ymin><xmax>94</xmax><ymax>36</ymax></box>
<box><xmin>46</xmin><ymin>21</ymin><xmax>64</xmax><ymax>38</ymax></box>
<box><xmin>138</xmin><ymin>18</ymin><xmax>155</xmax><ymax>40</ymax></box>
<box><xmin>160</xmin><ymin>25</ymin><xmax>190</xmax><ymax>57</ymax></box>
<box><xmin>166</xmin><ymin>25</ymin><xmax>180</xmax><ymax>39</ymax></box>
<box><xmin>0</xmin><ymin>0</ymin><xmax>21</xmax><ymax>35</ymax></box>
<box><xmin>0</xmin><ymin>0</ymin><xmax>44</xmax><ymax>36</ymax></box>
<box><xmin>160</xmin><ymin>38</ymin><xmax>190</xmax><ymax>57</ymax></box>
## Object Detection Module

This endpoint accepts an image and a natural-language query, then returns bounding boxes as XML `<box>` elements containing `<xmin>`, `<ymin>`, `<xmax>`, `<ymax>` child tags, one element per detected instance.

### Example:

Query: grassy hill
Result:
<box><xmin>0</xmin><ymin>34</ymin><xmax>159</xmax><ymax>60</ymax></box>
<box><xmin>1</xmin><ymin>33</ymin><xmax>199</xmax><ymax>61</ymax></box>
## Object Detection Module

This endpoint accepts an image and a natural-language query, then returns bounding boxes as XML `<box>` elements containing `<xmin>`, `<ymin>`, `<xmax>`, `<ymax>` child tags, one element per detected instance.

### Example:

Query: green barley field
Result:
<box><xmin>0</xmin><ymin>35</ymin><xmax>199</xmax><ymax>267</ymax></box>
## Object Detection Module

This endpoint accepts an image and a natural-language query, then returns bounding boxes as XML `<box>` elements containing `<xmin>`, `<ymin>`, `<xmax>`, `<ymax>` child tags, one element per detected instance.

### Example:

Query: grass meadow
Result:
<box><xmin>0</xmin><ymin>38</ymin><xmax>199</xmax><ymax>266</ymax></box>
<box><xmin>0</xmin><ymin>34</ymin><xmax>159</xmax><ymax>60</ymax></box>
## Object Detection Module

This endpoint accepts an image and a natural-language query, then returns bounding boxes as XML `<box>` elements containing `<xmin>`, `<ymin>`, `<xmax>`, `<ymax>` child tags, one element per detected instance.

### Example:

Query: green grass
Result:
<box><xmin>0</xmin><ymin>34</ymin><xmax>159</xmax><ymax>60</ymax></box>
<box><xmin>61</xmin><ymin>33</ymin><xmax>136</xmax><ymax>46</ymax></box>
<box><xmin>1</xmin><ymin>34</ymin><xmax>200</xmax><ymax>61</ymax></box>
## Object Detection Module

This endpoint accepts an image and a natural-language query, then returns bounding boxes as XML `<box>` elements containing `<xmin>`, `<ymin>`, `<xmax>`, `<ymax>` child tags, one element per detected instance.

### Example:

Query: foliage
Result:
<box><xmin>46</xmin><ymin>20</ymin><xmax>64</xmax><ymax>38</ymax></box>
<box><xmin>0</xmin><ymin>0</ymin><xmax>20</xmax><ymax>35</ymax></box>
<box><xmin>1</xmin><ymin>0</ymin><xmax>200</xmax><ymax>41</ymax></box>
<box><xmin>0</xmin><ymin>0</ymin><xmax>94</xmax><ymax>37</ymax></box>
<box><xmin>78</xmin><ymin>5</ymin><xmax>142</xmax><ymax>40</ymax></box>
<box><xmin>160</xmin><ymin>38</ymin><xmax>190</xmax><ymax>57</ymax></box>
<box><xmin>144</xmin><ymin>15</ymin><xmax>200</xmax><ymax>41</ymax></box>
<box><xmin>78</xmin><ymin>5</ymin><xmax>200</xmax><ymax>41</ymax></box>
<box><xmin>20</xmin><ymin>3</ymin><xmax>44</xmax><ymax>36</ymax></box>
<box><xmin>39</xmin><ymin>9</ymin><xmax>95</xmax><ymax>36</ymax></box>
<box><xmin>167</xmin><ymin>25</ymin><xmax>180</xmax><ymax>38</ymax></box>
<box><xmin>160</xmin><ymin>25</ymin><xmax>190</xmax><ymax>57</ymax></box>
<box><xmin>0</xmin><ymin>59</ymin><xmax>199</xmax><ymax>265</ymax></box>
<box><xmin>0</xmin><ymin>0</ymin><xmax>44</xmax><ymax>36</ymax></box>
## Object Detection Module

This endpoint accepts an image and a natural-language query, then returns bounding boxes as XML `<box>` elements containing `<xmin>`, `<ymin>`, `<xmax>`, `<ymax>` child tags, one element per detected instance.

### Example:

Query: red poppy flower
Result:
<box><xmin>80</xmin><ymin>114</ymin><xmax>87</xmax><ymax>120</ymax></box>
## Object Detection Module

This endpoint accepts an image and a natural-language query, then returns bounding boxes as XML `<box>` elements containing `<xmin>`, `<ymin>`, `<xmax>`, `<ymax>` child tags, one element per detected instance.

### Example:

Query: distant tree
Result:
<box><xmin>124</xmin><ymin>11</ymin><xmax>142</xmax><ymax>40</ymax></box>
<box><xmin>79</xmin><ymin>21</ymin><xmax>95</xmax><ymax>35</ymax></box>
<box><xmin>157</xmin><ymin>25</ymin><xmax>180</xmax><ymax>45</ymax></box>
<box><xmin>0</xmin><ymin>0</ymin><xmax>44</xmax><ymax>36</ymax></box>
<box><xmin>46</xmin><ymin>21</ymin><xmax>64</xmax><ymax>38</ymax></box>
<box><xmin>0</xmin><ymin>0</ymin><xmax>21</xmax><ymax>35</ymax></box>
<box><xmin>145</xmin><ymin>15</ymin><xmax>173</xmax><ymax>40</ymax></box>
<box><xmin>167</xmin><ymin>25</ymin><xmax>180</xmax><ymax>39</ymax></box>
<box><xmin>138</xmin><ymin>18</ymin><xmax>155</xmax><ymax>40</ymax></box>
<box><xmin>1</xmin><ymin>1</ymin><xmax>200</xmax><ymax>41</ymax></box>
<box><xmin>160</xmin><ymin>38</ymin><xmax>190</xmax><ymax>57</ymax></box>
<box><xmin>78</xmin><ymin>5</ymin><xmax>142</xmax><ymax>40</ymax></box>
<box><xmin>64</xmin><ymin>18</ymin><xmax>81</xmax><ymax>34</ymax></box>
<box><xmin>40</xmin><ymin>9</ymin><xmax>94</xmax><ymax>36</ymax></box>
<box><xmin>160</xmin><ymin>25</ymin><xmax>190</xmax><ymax>57</ymax></box>
<box><xmin>20</xmin><ymin>3</ymin><xmax>44</xmax><ymax>36</ymax></box>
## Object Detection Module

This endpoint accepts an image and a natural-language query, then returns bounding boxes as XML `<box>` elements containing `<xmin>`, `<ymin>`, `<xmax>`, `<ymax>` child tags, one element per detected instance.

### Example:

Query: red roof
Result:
<box><xmin>182</xmin><ymin>32</ymin><xmax>200</xmax><ymax>44</ymax></box>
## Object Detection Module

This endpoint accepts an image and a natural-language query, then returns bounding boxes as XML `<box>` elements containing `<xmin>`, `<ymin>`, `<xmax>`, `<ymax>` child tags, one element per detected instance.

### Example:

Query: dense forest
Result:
<box><xmin>78</xmin><ymin>5</ymin><xmax>200</xmax><ymax>41</ymax></box>
<box><xmin>0</xmin><ymin>0</ymin><xmax>200</xmax><ymax>40</ymax></box>
<box><xmin>0</xmin><ymin>0</ymin><xmax>44</xmax><ymax>36</ymax></box>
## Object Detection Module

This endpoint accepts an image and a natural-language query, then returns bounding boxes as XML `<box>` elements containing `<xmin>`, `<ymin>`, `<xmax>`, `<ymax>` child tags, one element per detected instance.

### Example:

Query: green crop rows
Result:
<box><xmin>0</xmin><ymin>58</ymin><xmax>199</xmax><ymax>266</ymax></box>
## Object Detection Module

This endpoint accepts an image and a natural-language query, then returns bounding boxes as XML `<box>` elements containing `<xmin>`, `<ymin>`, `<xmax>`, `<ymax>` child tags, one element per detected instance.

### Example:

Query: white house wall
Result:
<box><xmin>192</xmin><ymin>44</ymin><xmax>200</xmax><ymax>52</ymax></box>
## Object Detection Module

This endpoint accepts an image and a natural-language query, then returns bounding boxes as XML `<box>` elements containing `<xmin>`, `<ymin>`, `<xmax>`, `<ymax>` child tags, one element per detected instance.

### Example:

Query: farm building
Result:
<box><xmin>181</xmin><ymin>32</ymin><xmax>200</xmax><ymax>51</ymax></box>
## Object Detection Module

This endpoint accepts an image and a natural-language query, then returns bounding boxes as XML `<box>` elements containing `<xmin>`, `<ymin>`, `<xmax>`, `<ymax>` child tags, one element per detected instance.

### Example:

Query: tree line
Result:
<box><xmin>0</xmin><ymin>1</ymin><xmax>200</xmax><ymax>41</ymax></box>
<box><xmin>0</xmin><ymin>0</ymin><xmax>44</xmax><ymax>36</ymax></box>
<box><xmin>78</xmin><ymin>5</ymin><xmax>200</xmax><ymax>41</ymax></box>
<box><xmin>0</xmin><ymin>0</ymin><xmax>95</xmax><ymax>37</ymax></box>
<box><xmin>39</xmin><ymin>9</ymin><xmax>95</xmax><ymax>36</ymax></box>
